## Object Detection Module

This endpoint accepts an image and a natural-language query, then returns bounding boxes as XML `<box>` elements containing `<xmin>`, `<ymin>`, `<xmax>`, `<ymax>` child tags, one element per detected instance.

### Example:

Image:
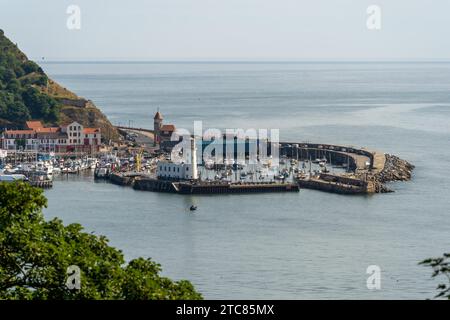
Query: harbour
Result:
<box><xmin>2</xmin><ymin>60</ymin><xmax>447</xmax><ymax>299</ymax></box>
<box><xmin>0</xmin><ymin>125</ymin><xmax>413</xmax><ymax>195</ymax></box>
<box><xmin>92</xmin><ymin>125</ymin><xmax>412</xmax><ymax>196</ymax></box>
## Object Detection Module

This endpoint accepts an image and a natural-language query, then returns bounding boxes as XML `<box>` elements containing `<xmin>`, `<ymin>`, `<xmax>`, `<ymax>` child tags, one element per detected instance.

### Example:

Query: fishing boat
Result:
<box><xmin>94</xmin><ymin>166</ymin><xmax>110</xmax><ymax>179</ymax></box>
<box><xmin>35</xmin><ymin>161</ymin><xmax>54</xmax><ymax>180</ymax></box>
<box><xmin>320</xmin><ymin>166</ymin><xmax>330</xmax><ymax>173</ymax></box>
<box><xmin>313</xmin><ymin>157</ymin><xmax>327</xmax><ymax>164</ymax></box>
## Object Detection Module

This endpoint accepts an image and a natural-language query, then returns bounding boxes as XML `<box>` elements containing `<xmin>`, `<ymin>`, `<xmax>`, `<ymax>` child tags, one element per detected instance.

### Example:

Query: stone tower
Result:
<box><xmin>153</xmin><ymin>111</ymin><xmax>163</xmax><ymax>146</ymax></box>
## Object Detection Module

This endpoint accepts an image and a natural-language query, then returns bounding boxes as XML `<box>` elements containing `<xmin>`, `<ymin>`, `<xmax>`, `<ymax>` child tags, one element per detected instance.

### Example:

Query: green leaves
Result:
<box><xmin>0</xmin><ymin>182</ymin><xmax>202</xmax><ymax>300</ymax></box>
<box><xmin>420</xmin><ymin>253</ymin><xmax>450</xmax><ymax>299</ymax></box>
<box><xmin>121</xmin><ymin>258</ymin><xmax>202</xmax><ymax>300</ymax></box>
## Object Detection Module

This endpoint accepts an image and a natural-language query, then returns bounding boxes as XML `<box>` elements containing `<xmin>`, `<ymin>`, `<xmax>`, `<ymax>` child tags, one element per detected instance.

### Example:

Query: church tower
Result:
<box><xmin>154</xmin><ymin>110</ymin><xmax>163</xmax><ymax>146</ymax></box>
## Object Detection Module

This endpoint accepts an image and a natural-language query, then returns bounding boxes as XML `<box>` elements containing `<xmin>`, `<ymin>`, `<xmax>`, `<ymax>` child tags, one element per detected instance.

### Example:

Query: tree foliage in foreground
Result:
<box><xmin>420</xmin><ymin>253</ymin><xmax>450</xmax><ymax>299</ymax></box>
<box><xmin>0</xmin><ymin>182</ymin><xmax>202</xmax><ymax>300</ymax></box>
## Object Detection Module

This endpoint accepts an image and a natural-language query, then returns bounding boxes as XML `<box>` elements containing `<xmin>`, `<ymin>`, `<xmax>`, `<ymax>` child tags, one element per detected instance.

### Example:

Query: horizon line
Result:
<box><xmin>34</xmin><ymin>59</ymin><xmax>450</xmax><ymax>64</ymax></box>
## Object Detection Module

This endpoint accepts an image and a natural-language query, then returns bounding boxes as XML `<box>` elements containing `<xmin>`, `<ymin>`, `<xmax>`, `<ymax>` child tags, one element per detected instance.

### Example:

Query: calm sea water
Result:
<box><xmin>41</xmin><ymin>62</ymin><xmax>450</xmax><ymax>299</ymax></box>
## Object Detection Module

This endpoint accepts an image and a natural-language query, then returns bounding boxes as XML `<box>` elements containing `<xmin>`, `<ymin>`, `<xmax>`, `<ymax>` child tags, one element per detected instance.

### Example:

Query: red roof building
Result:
<box><xmin>153</xmin><ymin>111</ymin><xmax>176</xmax><ymax>146</ymax></box>
<box><xmin>1</xmin><ymin>120</ymin><xmax>101</xmax><ymax>153</ymax></box>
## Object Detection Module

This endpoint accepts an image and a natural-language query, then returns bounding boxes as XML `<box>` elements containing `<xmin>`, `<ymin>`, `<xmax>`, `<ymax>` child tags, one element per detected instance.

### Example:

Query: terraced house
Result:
<box><xmin>1</xmin><ymin>121</ymin><xmax>101</xmax><ymax>153</ymax></box>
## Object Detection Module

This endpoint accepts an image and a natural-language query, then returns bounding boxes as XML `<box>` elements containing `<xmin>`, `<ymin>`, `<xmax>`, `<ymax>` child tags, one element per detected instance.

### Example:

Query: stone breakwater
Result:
<box><xmin>374</xmin><ymin>154</ymin><xmax>415</xmax><ymax>183</ymax></box>
<box><xmin>280</xmin><ymin>143</ymin><xmax>414</xmax><ymax>194</ymax></box>
<box><xmin>362</xmin><ymin>155</ymin><xmax>415</xmax><ymax>193</ymax></box>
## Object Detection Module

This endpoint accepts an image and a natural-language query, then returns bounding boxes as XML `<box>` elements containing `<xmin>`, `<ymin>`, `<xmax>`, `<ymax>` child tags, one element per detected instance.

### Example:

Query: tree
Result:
<box><xmin>22</xmin><ymin>61</ymin><xmax>40</xmax><ymax>74</ymax></box>
<box><xmin>0</xmin><ymin>182</ymin><xmax>202</xmax><ymax>300</ymax></box>
<box><xmin>0</xmin><ymin>91</ymin><xmax>30</xmax><ymax>121</ymax></box>
<box><xmin>420</xmin><ymin>253</ymin><xmax>450</xmax><ymax>299</ymax></box>
<box><xmin>21</xmin><ymin>86</ymin><xmax>59</xmax><ymax>122</ymax></box>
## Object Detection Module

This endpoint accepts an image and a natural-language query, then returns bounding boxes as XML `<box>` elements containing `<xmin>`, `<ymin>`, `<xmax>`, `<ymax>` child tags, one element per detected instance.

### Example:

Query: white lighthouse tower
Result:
<box><xmin>190</xmin><ymin>136</ymin><xmax>198</xmax><ymax>180</ymax></box>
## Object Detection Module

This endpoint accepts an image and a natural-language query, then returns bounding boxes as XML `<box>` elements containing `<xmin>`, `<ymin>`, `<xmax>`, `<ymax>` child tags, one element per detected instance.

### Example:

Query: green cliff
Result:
<box><xmin>0</xmin><ymin>29</ymin><xmax>119</xmax><ymax>141</ymax></box>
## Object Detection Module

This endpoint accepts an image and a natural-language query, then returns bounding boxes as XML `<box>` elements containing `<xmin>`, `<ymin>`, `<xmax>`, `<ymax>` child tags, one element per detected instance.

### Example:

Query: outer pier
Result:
<box><xmin>296</xmin><ymin>173</ymin><xmax>376</xmax><ymax>194</ymax></box>
<box><xmin>174</xmin><ymin>181</ymin><xmax>299</xmax><ymax>194</ymax></box>
<box><xmin>109</xmin><ymin>172</ymin><xmax>299</xmax><ymax>194</ymax></box>
<box><xmin>280</xmin><ymin>142</ymin><xmax>411</xmax><ymax>194</ymax></box>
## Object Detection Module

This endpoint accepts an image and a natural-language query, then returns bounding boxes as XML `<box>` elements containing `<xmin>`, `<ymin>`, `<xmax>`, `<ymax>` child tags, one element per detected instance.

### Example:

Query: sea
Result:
<box><xmin>40</xmin><ymin>61</ymin><xmax>450</xmax><ymax>299</ymax></box>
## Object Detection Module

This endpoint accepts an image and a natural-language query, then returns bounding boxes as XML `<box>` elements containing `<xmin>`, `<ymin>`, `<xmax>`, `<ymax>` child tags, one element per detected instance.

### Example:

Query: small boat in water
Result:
<box><xmin>313</xmin><ymin>158</ymin><xmax>327</xmax><ymax>164</ymax></box>
<box><xmin>94</xmin><ymin>166</ymin><xmax>110</xmax><ymax>179</ymax></box>
<box><xmin>189</xmin><ymin>205</ymin><xmax>197</xmax><ymax>211</ymax></box>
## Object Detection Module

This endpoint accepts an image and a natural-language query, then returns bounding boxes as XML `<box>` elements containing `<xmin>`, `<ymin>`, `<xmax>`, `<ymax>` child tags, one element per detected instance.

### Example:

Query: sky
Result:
<box><xmin>0</xmin><ymin>0</ymin><xmax>449</xmax><ymax>61</ymax></box>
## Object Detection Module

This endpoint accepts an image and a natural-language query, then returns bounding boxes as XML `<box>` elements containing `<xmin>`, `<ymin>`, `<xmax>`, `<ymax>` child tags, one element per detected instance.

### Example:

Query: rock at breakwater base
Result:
<box><xmin>370</xmin><ymin>154</ymin><xmax>414</xmax><ymax>193</ymax></box>
<box><xmin>376</xmin><ymin>154</ymin><xmax>415</xmax><ymax>183</ymax></box>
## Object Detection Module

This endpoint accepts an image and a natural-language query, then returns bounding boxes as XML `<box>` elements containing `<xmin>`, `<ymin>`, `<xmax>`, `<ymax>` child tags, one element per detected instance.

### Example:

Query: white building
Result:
<box><xmin>157</xmin><ymin>161</ymin><xmax>197</xmax><ymax>180</ymax></box>
<box><xmin>157</xmin><ymin>137</ymin><xmax>198</xmax><ymax>180</ymax></box>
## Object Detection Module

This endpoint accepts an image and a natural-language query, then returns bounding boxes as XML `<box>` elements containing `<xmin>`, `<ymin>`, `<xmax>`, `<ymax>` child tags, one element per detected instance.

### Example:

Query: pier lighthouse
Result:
<box><xmin>191</xmin><ymin>136</ymin><xmax>198</xmax><ymax>180</ymax></box>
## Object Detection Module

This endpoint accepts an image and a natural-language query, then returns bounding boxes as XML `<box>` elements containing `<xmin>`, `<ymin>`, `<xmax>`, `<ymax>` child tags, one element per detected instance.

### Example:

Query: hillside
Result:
<box><xmin>0</xmin><ymin>29</ymin><xmax>119</xmax><ymax>141</ymax></box>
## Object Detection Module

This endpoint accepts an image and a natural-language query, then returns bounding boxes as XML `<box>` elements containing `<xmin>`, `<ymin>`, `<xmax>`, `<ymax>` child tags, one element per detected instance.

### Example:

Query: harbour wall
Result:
<box><xmin>109</xmin><ymin>172</ymin><xmax>299</xmax><ymax>194</ymax></box>
<box><xmin>175</xmin><ymin>181</ymin><xmax>299</xmax><ymax>194</ymax></box>
<box><xmin>297</xmin><ymin>173</ymin><xmax>376</xmax><ymax>195</ymax></box>
<box><xmin>279</xmin><ymin>142</ymin><xmax>377</xmax><ymax>172</ymax></box>
<box><xmin>133</xmin><ymin>177</ymin><xmax>177</xmax><ymax>192</ymax></box>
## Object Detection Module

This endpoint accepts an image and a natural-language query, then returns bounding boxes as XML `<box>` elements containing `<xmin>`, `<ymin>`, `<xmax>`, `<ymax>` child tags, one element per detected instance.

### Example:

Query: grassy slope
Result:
<box><xmin>45</xmin><ymin>80</ymin><xmax>120</xmax><ymax>141</ymax></box>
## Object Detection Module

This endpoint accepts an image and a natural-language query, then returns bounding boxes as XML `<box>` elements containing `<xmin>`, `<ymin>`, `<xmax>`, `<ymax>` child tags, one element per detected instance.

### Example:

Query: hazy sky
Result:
<box><xmin>1</xmin><ymin>0</ymin><xmax>449</xmax><ymax>60</ymax></box>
